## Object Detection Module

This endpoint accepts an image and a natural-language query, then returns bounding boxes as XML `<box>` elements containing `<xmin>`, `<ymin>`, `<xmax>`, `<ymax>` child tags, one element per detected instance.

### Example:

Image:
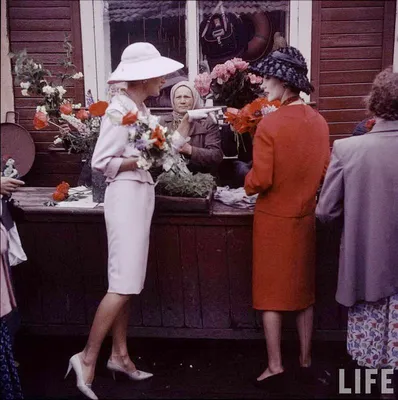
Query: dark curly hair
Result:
<box><xmin>366</xmin><ymin>66</ymin><xmax>398</xmax><ymax>121</ymax></box>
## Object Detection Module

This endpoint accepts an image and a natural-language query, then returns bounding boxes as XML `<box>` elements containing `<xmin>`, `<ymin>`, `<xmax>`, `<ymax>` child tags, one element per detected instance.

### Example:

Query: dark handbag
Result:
<box><xmin>199</xmin><ymin>1</ymin><xmax>245</xmax><ymax>62</ymax></box>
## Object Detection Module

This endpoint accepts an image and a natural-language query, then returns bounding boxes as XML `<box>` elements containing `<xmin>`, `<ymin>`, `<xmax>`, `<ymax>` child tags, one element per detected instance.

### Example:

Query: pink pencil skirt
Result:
<box><xmin>104</xmin><ymin>179</ymin><xmax>155</xmax><ymax>294</ymax></box>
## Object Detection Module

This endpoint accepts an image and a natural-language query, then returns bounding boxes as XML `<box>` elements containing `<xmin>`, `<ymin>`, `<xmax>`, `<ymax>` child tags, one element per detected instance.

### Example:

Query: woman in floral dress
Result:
<box><xmin>317</xmin><ymin>67</ymin><xmax>398</xmax><ymax>394</ymax></box>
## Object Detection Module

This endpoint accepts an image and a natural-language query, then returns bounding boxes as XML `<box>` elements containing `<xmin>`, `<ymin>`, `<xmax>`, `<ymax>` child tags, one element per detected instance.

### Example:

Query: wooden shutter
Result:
<box><xmin>311</xmin><ymin>0</ymin><xmax>396</xmax><ymax>146</ymax></box>
<box><xmin>8</xmin><ymin>0</ymin><xmax>84</xmax><ymax>186</ymax></box>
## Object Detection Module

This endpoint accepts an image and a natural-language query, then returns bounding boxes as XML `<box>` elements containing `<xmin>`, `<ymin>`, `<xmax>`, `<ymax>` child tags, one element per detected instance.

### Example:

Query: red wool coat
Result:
<box><xmin>245</xmin><ymin>105</ymin><xmax>330</xmax><ymax>311</ymax></box>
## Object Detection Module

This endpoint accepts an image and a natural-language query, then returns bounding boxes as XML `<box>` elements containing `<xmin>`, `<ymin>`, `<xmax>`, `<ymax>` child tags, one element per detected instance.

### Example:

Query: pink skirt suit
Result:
<box><xmin>92</xmin><ymin>94</ymin><xmax>155</xmax><ymax>294</ymax></box>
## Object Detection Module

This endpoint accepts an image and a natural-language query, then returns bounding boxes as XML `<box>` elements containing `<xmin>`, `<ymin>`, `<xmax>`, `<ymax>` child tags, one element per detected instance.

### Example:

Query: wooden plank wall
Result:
<box><xmin>12</xmin><ymin>213</ymin><xmax>347</xmax><ymax>340</ymax></box>
<box><xmin>8</xmin><ymin>0</ymin><xmax>85</xmax><ymax>186</ymax></box>
<box><xmin>311</xmin><ymin>0</ymin><xmax>395</xmax><ymax>146</ymax></box>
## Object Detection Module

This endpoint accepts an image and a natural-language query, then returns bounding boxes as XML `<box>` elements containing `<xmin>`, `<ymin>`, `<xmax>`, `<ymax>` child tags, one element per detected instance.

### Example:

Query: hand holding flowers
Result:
<box><xmin>112</xmin><ymin>109</ymin><xmax>189</xmax><ymax>174</ymax></box>
<box><xmin>225</xmin><ymin>97</ymin><xmax>280</xmax><ymax>136</ymax></box>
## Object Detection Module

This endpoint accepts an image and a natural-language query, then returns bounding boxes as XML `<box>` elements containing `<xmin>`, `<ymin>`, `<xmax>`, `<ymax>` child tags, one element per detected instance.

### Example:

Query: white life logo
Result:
<box><xmin>339</xmin><ymin>369</ymin><xmax>394</xmax><ymax>395</ymax></box>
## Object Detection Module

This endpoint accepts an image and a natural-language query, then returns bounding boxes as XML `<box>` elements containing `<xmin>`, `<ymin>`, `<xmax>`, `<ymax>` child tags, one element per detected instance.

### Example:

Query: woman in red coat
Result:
<box><xmin>245</xmin><ymin>46</ymin><xmax>330</xmax><ymax>384</ymax></box>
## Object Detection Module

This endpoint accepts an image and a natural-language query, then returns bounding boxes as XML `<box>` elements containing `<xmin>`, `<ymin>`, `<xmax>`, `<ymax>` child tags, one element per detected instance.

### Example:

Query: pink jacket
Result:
<box><xmin>92</xmin><ymin>94</ymin><xmax>154</xmax><ymax>184</ymax></box>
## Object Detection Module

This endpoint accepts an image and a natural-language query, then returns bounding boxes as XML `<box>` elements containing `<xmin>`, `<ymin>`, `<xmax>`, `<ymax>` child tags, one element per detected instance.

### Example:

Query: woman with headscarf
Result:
<box><xmin>245</xmin><ymin>45</ymin><xmax>330</xmax><ymax>386</ymax></box>
<box><xmin>160</xmin><ymin>81</ymin><xmax>223</xmax><ymax>176</ymax></box>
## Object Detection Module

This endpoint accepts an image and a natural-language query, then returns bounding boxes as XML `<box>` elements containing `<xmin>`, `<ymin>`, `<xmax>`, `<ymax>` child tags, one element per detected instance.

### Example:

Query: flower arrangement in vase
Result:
<box><xmin>11</xmin><ymin>34</ymin><xmax>108</xmax><ymax>156</ymax></box>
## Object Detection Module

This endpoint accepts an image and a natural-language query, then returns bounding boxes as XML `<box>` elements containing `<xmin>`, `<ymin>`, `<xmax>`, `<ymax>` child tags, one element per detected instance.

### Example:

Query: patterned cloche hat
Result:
<box><xmin>249</xmin><ymin>45</ymin><xmax>314</xmax><ymax>95</ymax></box>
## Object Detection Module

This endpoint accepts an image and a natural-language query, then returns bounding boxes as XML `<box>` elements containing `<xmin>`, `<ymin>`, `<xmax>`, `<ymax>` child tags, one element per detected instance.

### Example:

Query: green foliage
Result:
<box><xmin>11</xmin><ymin>49</ymin><xmax>51</xmax><ymax>94</ymax></box>
<box><xmin>10</xmin><ymin>34</ymin><xmax>81</xmax><ymax>115</ymax></box>
<box><xmin>155</xmin><ymin>171</ymin><xmax>215</xmax><ymax>198</ymax></box>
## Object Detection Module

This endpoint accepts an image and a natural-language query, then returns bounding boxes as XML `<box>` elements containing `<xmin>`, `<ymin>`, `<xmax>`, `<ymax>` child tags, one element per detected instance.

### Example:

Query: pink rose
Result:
<box><xmin>217</xmin><ymin>73</ymin><xmax>231</xmax><ymax>85</ymax></box>
<box><xmin>248</xmin><ymin>73</ymin><xmax>263</xmax><ymax>85</ymax></box>
<box><xmin>211</xmin><ymin>64</ymin><xmax>227</xmax><ymax>79</ymax></box>
<box><xmin>194</xmin><ymin>73</ymin><xmax>212</xmax><ymax>97</ymax></box>
<box><xmin>211</xmin><ymin>64</ymin><xmax>232</xmax><ymax>83</ymax></box>
<box><xmin>231</xmin><ymin>58</ymin><xmax>249</xmax><ymax>71</ymax></box>
<box><xmin>224</xmin><ymin>60</ymin><xmax>236</xmax><ymax>75</ymax></box>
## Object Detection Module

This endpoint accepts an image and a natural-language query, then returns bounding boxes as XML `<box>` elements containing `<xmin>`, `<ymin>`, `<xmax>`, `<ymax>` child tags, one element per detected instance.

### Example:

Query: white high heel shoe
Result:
<box><xmin>65</xmin><ymin>354</ymin><xmax>98</xmax><ymax>400</ymax></box>
<box><xmin>107</xmin><ymin>359</ymin><xmax>153</xmax><ymax>381</ymax></box>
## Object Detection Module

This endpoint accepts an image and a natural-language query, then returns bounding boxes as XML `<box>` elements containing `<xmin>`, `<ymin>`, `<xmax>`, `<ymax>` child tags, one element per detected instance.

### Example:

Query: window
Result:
<box><xmin>82</xmin><ymin>0</ymin><xmax>312</xmax><ymax>105</ymax></box>
<box><xmin>198</xmin><ymin>1</ymin><xmax>289</xmax><ymax>71</ymax></box>
<box><xmin>105</xmin><ymin>1</ymin><xmax>188</xmax><ymax>107</ymax></box>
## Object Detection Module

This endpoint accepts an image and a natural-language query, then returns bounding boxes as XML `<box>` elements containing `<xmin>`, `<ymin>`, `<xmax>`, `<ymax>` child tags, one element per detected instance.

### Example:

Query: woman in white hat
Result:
<box><xmin>64</xmin><ymin>42</ymin><xmax>189</xmax><ymax>399</ymax></box>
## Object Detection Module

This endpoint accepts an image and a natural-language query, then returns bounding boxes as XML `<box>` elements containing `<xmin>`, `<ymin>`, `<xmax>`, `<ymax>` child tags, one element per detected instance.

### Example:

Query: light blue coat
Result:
<box><xmin>316</xmin><ymin>119</ymin><xmax>398</xmax><ymax>307</ymax></box>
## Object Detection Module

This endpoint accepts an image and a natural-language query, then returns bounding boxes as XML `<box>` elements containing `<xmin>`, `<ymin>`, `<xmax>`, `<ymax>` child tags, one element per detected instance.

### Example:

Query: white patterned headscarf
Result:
<box><xmin>170</xmin><ymin>81</ymin><xmax>202</xmax><ymax>123</ymax></box>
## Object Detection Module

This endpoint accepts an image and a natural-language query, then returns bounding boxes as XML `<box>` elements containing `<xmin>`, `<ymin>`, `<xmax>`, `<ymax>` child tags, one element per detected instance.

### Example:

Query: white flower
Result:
<box><xmin>42</xmin><ymin>85</ymin><xmax>55</xmax><ymax>96</ymax></box>
<box><xmin>21</xmin><ymin>89</ymin><xmax>29</xmax><ymax>97</ymax></box>
<box><xmin>136</xmin><ymin>156</ymin><xmax>152</xmax><ymax>170</ymax></box>
<box><xmin>20</xmin><ymin>81</ymin><xmax>31</xmax><ymax>89</ymax></box>
<box><xmin>36</xmin><ymin>105</ymin><xmax>47</xmax><ymax>114</ymax></box>
<box><xmin>162</xmin><ymin>156</ymin><xmax>175</xmax><ymax>172</ymax></box>
<box><xmin>148</xmin><ymin>114</ymin><xmax>159</xmax><ymax>130</ymax></box>
<box><xmin>72</xmin><ymin>72</ymin><xmax>84</xmax><ymax>80</ymax></box>
<box><xmin>56</xmin><ymin>86</ymin><xmax>67</xmax><ymax>98</ymax></box>
<box><xmin>72</xmin><ymin>103</ymin><xmax>81</xmax><ymax>109</ymax></box>
<box><xmin>33</xmin><ymin>63</ymin><xmax>38</xmax><ymax>69</ymax></box>
<box><xmin>54</xmin><ymin>137</ymin><xmax>63</xmax><ymax>145</ymax></box>
<box><xmin>61</xmin><ymin>113</ymin><xmax>90</xmax><ymax>136</ymax></box>
<box><xmin>261</xmin><ymin>105</ymin><xmax>278</xmax><ymax>116</ymax></box>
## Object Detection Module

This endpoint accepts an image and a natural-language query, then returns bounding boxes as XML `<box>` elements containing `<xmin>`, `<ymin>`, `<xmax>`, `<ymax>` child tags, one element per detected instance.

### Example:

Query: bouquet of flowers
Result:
<box><xmin>112</xmin><ymin>109</ymin><xmax>189</xmax><ymax>174</ymax></box>
<box><xmin>11</xmin><ymin>34</ymin><xmax>107</xmax><ymax>155</ymax></box>
<box><xmin>224</xmin><ymin>97</ymin><xmax>280</xmax><ymax>136</ymax></box>
<box><xmin>12</xmin><ymin>34</ymin><xmax>83</xmax><ymax>120</ymax></box>
<box><xmin>52</xmin><ymin>91</ymin><xmax>108</xmax><ymax>155</ymax></box>
<box><xmin>194</xmin><ymin>58</ymin><xmax>263</xmax><ymax>109</ymax></box>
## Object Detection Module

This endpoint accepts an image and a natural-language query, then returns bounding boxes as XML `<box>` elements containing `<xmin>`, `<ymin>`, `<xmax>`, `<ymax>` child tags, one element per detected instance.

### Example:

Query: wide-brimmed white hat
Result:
<box><xmin>107</xmin><ymin>42</ymin><xmax>184</xmax><ymax>84</ymax></box>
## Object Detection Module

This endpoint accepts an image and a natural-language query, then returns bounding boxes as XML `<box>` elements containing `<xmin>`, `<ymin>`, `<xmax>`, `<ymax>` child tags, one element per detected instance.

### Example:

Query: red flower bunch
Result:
<box><xmin>33</xmin><ymin>111</ymin><xmax>49</xmax><ymax>130</ymax></box>
<box><xmin>52</xmin><ymin>181</ymin><xmax>70</xmax><ymax>202</ymax></box>
<box><xmin>224</xmin><ymin>97</ymin><xmax>280</xmax><ymax>136</ymax></box>
<box><xmin>60</xmin><ymin>102</ymin><xmax>73</xmax><ymax>115</ymax></box>
<box><xmin>88</xmin><ymin>101</ymin><xmax>108</xmax><ymax>117</ymax></box>
<box><xmin>122</xmin><ymin>111</ymin><xmax>138</xmax><ymax>126</ymax></box>
<box><xmin>150</xmin><ymin>125</ymin><xmax>166</xmax><ymax>149</ymax></box>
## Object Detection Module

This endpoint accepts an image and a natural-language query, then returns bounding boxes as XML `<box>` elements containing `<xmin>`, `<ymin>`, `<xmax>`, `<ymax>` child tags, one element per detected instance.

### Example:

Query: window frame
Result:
<box><xmin>80</xmin><ymin>0</ymin><xmax>313</xmax><ymax>103</ymax></box>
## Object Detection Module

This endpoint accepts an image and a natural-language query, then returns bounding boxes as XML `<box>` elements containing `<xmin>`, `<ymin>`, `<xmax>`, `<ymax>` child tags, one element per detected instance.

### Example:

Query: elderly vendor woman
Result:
<box><xmin>160</xmin><ymin>81</ymin><xmax>224</xmax><ymax>176</ymax></box>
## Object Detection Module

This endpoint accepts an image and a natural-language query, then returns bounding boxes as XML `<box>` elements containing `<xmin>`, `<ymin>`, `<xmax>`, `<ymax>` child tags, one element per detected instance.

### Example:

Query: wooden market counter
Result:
<box><xmin>10</xmin><ymin>187</ymin><xmax>346</xmax><ymax>340</ymax></box>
